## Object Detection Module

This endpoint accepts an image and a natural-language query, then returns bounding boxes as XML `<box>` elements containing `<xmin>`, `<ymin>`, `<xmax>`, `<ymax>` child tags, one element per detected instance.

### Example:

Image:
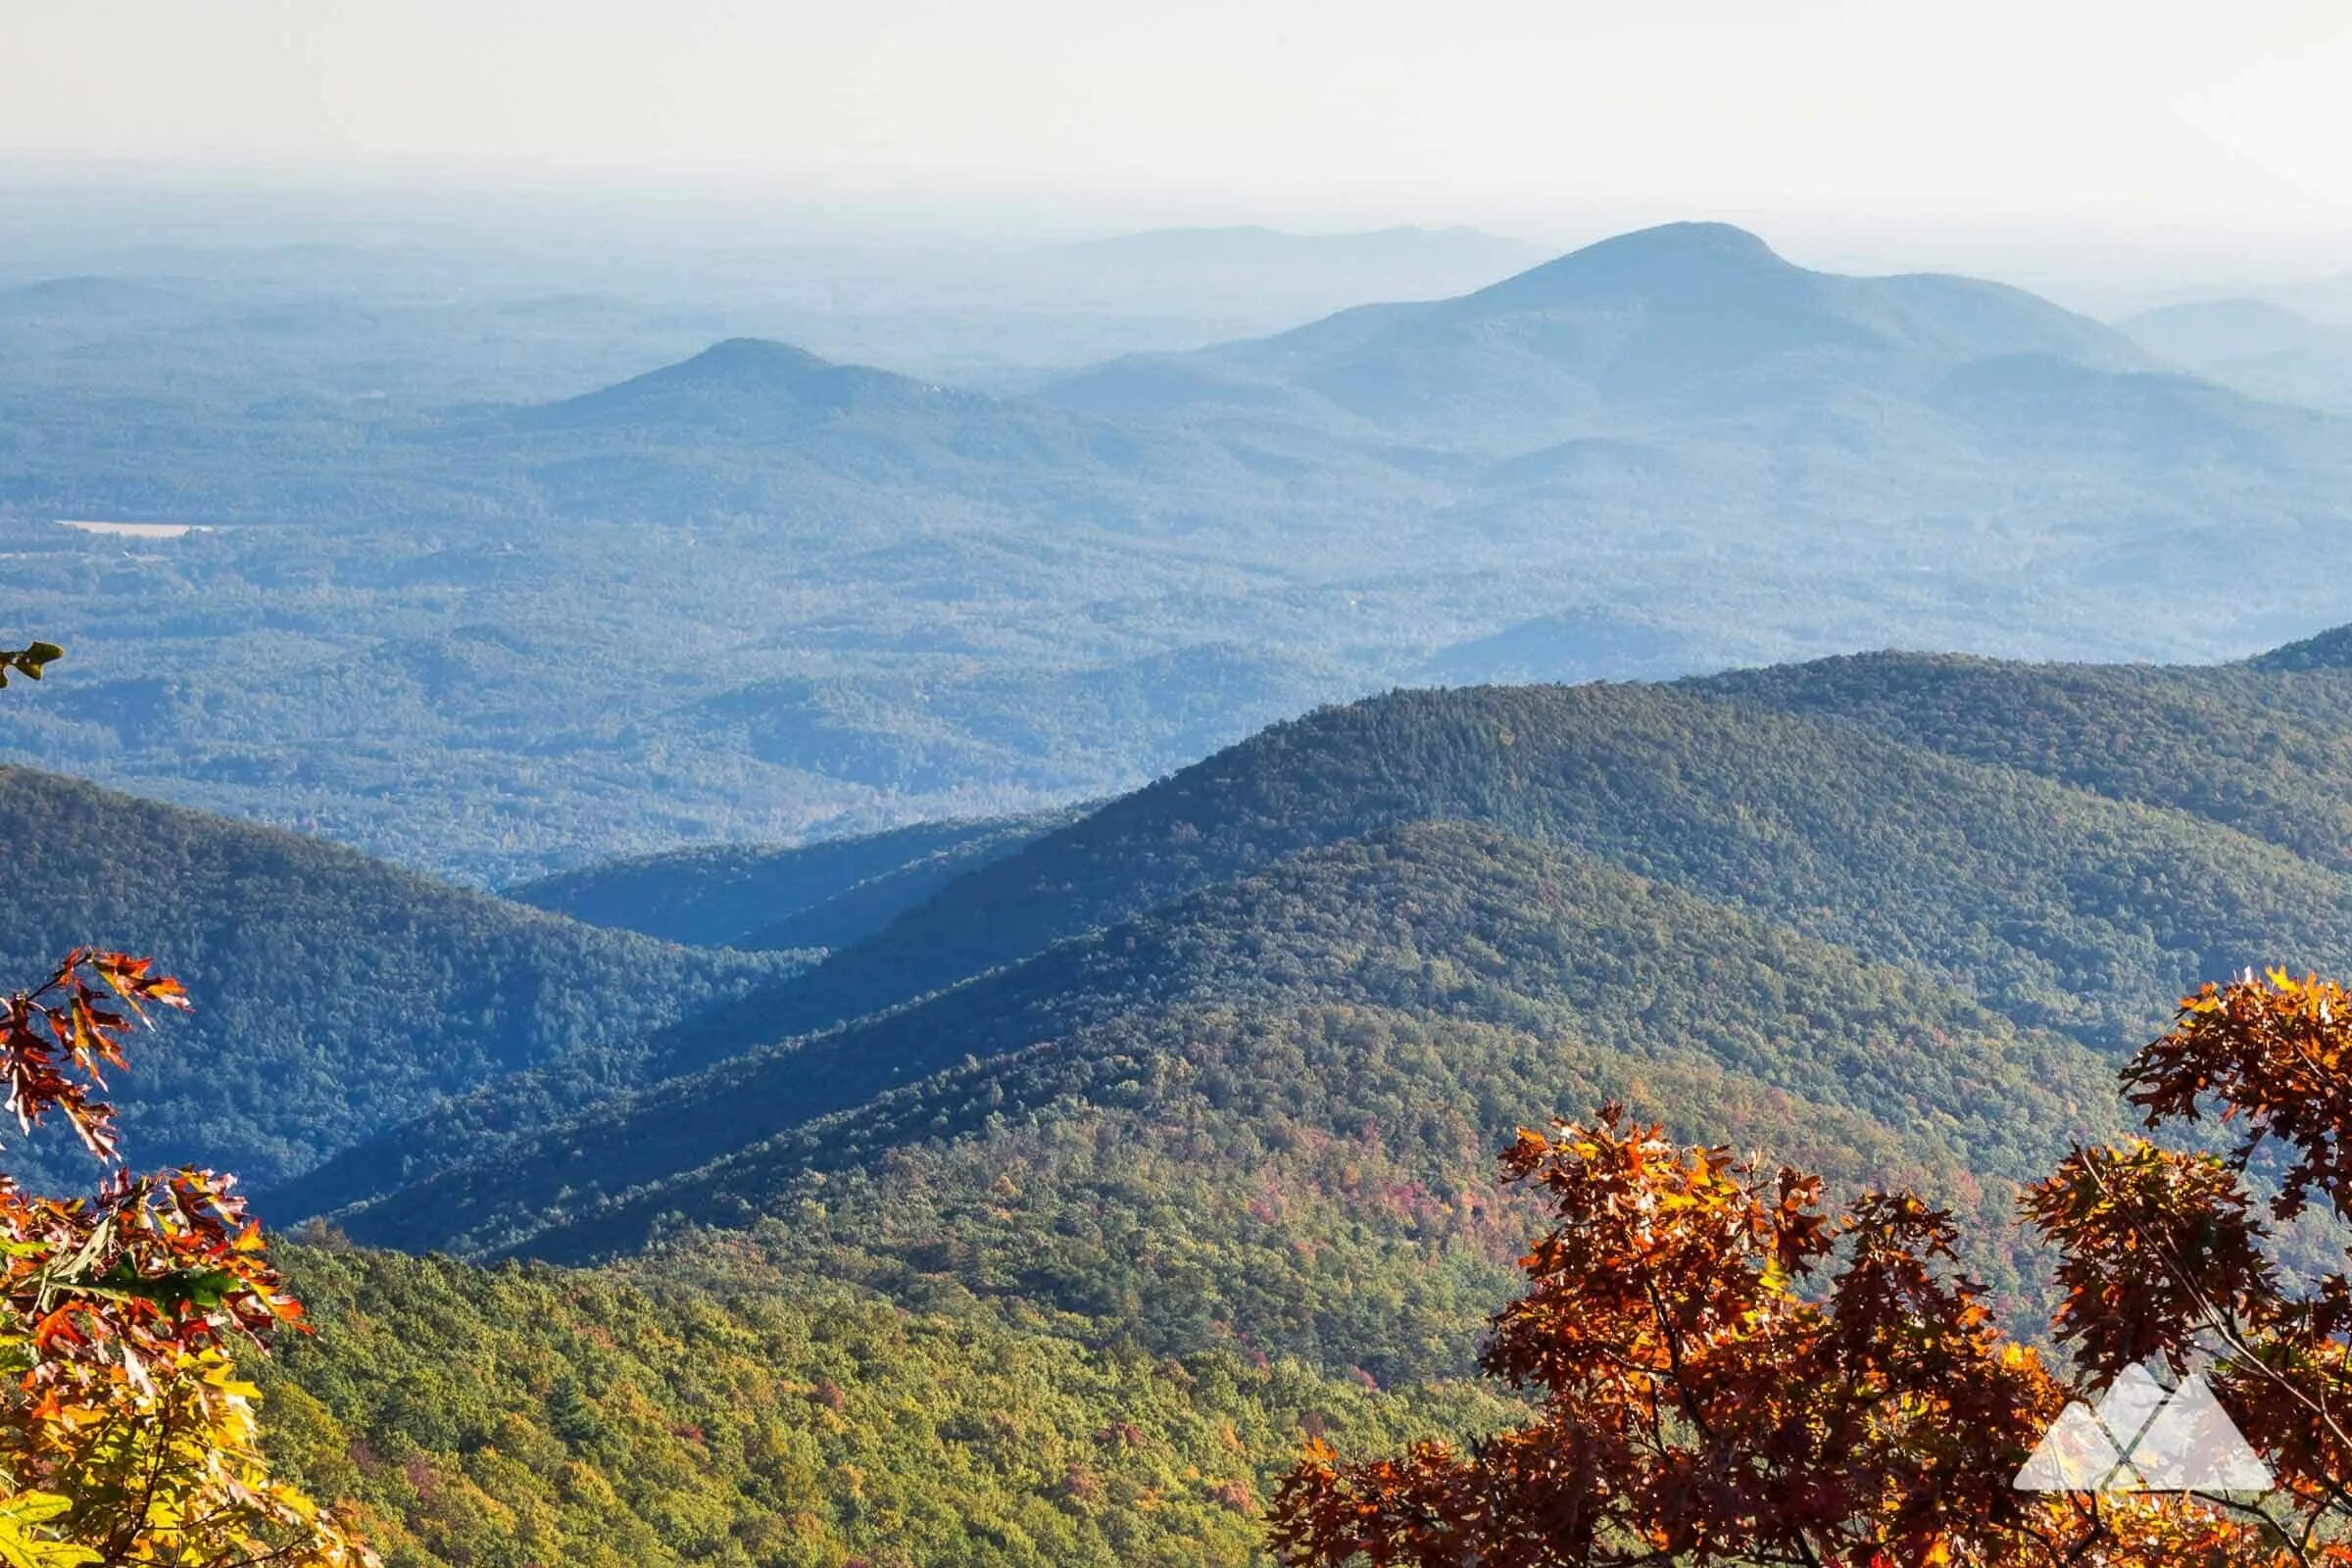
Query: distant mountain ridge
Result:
<box><xmin>525</xmin><ymin>337</ymin><xmax>968</xmax><ymax>432</ymax></box>
<box><xmin>15</xmin><ymin>219</ymin><xmax>2352</xmax><ymax>897</ymax></box>
<box><xmin>2119</xmin><ymin>296</ymin><xmax>2352</xmax><ymax>415</ymax></box>
<box><xmin>1041</xmin><ymin>221</ymin><xmax>2152</xmax><ymax>446</ymax></box>
<box><xmin>428</xmin><ymin>328</ymin><xmax>1439</xmax><ymax>535</ymax></box>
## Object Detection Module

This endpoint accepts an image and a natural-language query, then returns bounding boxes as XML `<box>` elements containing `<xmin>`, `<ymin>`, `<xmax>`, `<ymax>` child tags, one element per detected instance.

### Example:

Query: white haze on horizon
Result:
<box><xmin>4</xmin><ymin>0</ymin><xmax>2351</xmax><ymax>308</ymax></box>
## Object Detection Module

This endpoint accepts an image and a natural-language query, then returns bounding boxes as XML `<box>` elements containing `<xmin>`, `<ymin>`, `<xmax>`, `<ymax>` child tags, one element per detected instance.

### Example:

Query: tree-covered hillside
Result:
<box><xmin>27</xmin><ymin>631</ymin><xmax>2352</xmax><ymax>1564</ymax></box>
<box><xmin>601</xmin><ymin>676</ymin><xmax>2352</xmax><ymax>1068</ymax></box>
<box><xmin>323</xmin><ymin>826</ymin><xmax>2126</xmax><ymax>1364</ymax></box>
<box><xmin>1698</xmin><ymin>649</ymin><xmax>2352</xmax><ymax>871</ymax></box>
<box><xmin>256</xmin><ymin>1244</ymin><xmax>1515</xmax><ymax>1568</ymax></box>
<box><xmin>0</xmin><ymin>763</ymin><xmax>799</xmax><ymax>1191</ymax></box>
<box><xmin>297</xmin><ymin>641</ymin><xmax>2352</xmax><ymax>1270</ymax></box>
<box><xmin>158</xmin><ymin>630</ymin><xmax>2352</xmax><ymax>1565</ymax></box>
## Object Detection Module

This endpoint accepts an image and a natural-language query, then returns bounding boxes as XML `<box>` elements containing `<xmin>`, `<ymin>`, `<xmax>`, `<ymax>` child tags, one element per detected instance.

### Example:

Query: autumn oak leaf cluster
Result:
<box><xmin>1277</xmin><ymin>971</ymin><xmax>2352</xmax><ymax>1566</ymax></box>
<box><xmin>0</xmin><ymin>948</ymin><xmax>374</xmax><ymax>1568</ymax></box>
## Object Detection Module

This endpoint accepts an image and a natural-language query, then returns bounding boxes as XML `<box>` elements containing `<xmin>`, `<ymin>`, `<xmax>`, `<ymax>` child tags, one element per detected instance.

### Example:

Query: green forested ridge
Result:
<box><xmin>591</xmin><ymin>677</ymin><xmax>2352</xmax><ymax>1072</ymax></box>
<box><xmin>30</xmin><ymin>632</ymin><xmax>2352</xmax><ymax>1565</ymax></box>
<box><xmin>321</xmin><ymin>823</ymin><xmax>2127</xmax><ymax>1289</ymax></box>
<box><xmin>2247</xmin><ymin>623</ymin><xmax>2352</xmax><ymax>672</ymax></box>
<box><xmin>256</xmin><ymin>1244</ymin><xmax>1515</xmax><ymax>1568</ymax></box>
<box><xmin>1696</xmin><ymin>652</ymin><xmax>2352</xmax><ymax>873</ymax></box>
<box><xmin>299</xmin><ymin>648</ymin><xmax>2352</xmax><ymax>1271</ymax></box>
<box><xmin>0</xmin><ymin>762</ymin><xmax>801</xmax><ymax>1191</ymax></box>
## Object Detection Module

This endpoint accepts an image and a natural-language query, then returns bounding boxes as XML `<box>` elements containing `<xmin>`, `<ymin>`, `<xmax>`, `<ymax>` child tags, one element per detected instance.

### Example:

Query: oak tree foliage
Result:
<box><xmin>0</xmin><ymin>647</ymin><xmax>372</xmax><ymax>1568</ymax></box>
<box><xmin>1277</xmin><ymin>970</ymin><xmax>2352</xmax><ymax>1567</ymax></box>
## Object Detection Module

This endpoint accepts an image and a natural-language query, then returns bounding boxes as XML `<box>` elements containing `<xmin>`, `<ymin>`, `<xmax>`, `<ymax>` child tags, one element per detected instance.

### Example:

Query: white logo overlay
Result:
<box><xmin>2015</xmin><ymin>1363</ymin><xmax>2273</xmax><ymax>1494</ymax></box>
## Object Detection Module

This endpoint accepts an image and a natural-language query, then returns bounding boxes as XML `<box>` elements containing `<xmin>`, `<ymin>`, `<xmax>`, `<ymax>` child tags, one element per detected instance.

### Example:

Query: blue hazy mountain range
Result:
<box><xmin>7</xmin><ymin>220</ymin><xmax>2352</xmax><ymax>882</ymax></box>
<box><xmin>1040</xmin><ymin>222</ymin><xmax>2147</xmax><ymax>443</ymax></box>
<box><xmin>2119</xmin><ymin>296</ymin><xmax>2352</xmax><ymax>415</ymax></box>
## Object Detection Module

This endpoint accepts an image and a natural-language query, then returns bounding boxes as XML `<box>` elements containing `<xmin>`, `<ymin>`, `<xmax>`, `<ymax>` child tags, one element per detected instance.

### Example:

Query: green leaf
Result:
<box><xmin>0</xmin><ymin>1492</ymin><xmax>99</xmax><ymax>1568</ymax></box>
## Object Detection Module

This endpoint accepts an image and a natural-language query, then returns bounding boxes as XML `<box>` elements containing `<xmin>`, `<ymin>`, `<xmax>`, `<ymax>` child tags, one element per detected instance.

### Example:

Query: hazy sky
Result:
<box><xmin>7</xmin><ymin>1</ymin><xmax>2352</xmax><ymax>282</ymax></box>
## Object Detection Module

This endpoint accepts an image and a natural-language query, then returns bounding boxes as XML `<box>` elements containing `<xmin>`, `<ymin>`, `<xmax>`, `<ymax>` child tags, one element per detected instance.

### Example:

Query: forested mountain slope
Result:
<box><xmin>293</xmin><ymin>638</ymin><xmax>2352</xmax><ymax>1262</ymax></box>
<box><xmin>586</xmin><ymin>678</ymin><xmax>2352</xmax><ymax>1065</ymax></box>
<box><xmin>1697</xmin><ymin>650</ymin><xmax>2352</xmax><ymax>871</ymax></box>
<box><xmin>226</xmin><ymin>631</ymin><xmax>2352</xmax><ymax>1565</ymax></box>
<box><xmin>256</xmin><ymin>1244</ymin><xmax>1514</xmax><ymax>1568</ymax></box>
<box><xmin>0</xmin><ymin>764</ymin><xmax>797</xmax><ymax>1190</ymax></box>
<box><xmin>322</xmin><ymin>824</ymin><xmax>2127</xmax><ymax>1350</ymax></box>
<box><xmin>2250</xmin><ymin>624</ymin><xmax>2352</xmax><ymax>672</ymax></box>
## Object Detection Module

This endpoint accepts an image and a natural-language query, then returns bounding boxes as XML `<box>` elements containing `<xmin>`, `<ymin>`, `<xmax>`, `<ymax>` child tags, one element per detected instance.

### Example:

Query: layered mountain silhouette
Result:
<box><xmin>260</xmin><ymin>632</ymin><xmax>2352</xmax><ymax>1318</ymax></box>
<box><xmin>18</xmin><ymin>220</ymin><xmax>2352</xmax><ymax>901</ymax></box>
<box><xmin>1041</xmin><ymin>221</ymin><xmax>2153</xmax><ymax>446</ymax></box>
<box><xmin>2120</xmin><ymin>296</ymin><xmax>2352</xmax><ymax>415</ymax></box>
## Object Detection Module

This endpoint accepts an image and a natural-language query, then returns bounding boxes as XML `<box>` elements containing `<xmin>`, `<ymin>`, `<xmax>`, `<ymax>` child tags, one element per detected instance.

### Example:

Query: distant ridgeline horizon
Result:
<box><xmin>5</xmin><ymin>218</ymin><xmax>2352</xmax><ymax>887</ymax></box>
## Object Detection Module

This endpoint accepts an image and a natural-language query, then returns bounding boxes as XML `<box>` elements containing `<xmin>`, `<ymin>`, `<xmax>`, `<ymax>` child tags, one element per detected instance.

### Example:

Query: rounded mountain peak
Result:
<box><xmin>1579</xmin><ymin>221</ymin><xmax>1780</xmax><ymax>261</ymax></box>
<box><xmin>672</xmin><ymin>338</ymin><xmax>834</xmax><ymax>380</ymax></box>
<box><xmin>529</xmin><ymin>337</ymin><xmax>940</xmax><ymax>431</ymax></box>
<box><xmin>1463</xmin><ymin>221</ymin><xmax>1796</xmax><ymax>313</ymax></box>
